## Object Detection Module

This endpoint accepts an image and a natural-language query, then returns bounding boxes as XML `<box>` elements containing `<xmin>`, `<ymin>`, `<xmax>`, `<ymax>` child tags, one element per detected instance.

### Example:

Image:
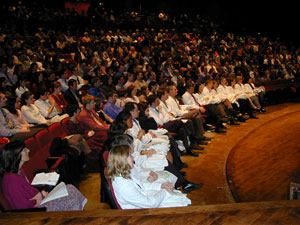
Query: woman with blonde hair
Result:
<box><xmin>106</xmin><ymin>144</ymin><xmax>191</xmax><ymax>209</ymax></box>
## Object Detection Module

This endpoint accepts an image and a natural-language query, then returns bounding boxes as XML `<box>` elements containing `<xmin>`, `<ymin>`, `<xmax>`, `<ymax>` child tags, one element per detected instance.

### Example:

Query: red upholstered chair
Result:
<box><xmin>48</xmin><ymin>122</ymin><xmax>67</xmax><ymax>139</ymax></box>
<box><xmin>35</xmin><ymin>129</ymin><xmax>53</xmax><ymax>158</ymax></box>
<box><xmin>24</xmin><ymin>137</ymin><xmax>40</xmax><ymax>158</ymax></box>
<box><xmin>21</xmin><ymin>151</ymin><xmax>49</xmax><ymax>183</ymax></box>
<box><xmin>103</xmin><ymin>167</ymin><xmax>121</xmax><ymax>209</ymax></box>
<box><xmin>60</xmin><ymin>117</ymin><xmax>70</xmax><ymax>133</ymax></box>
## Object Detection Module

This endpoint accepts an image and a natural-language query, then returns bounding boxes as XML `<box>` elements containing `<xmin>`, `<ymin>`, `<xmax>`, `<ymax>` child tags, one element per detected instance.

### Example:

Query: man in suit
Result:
<box><xmin>64</xmin><ymin>79</ymin><xmax>83</xmax><ymax>108</ymax></box>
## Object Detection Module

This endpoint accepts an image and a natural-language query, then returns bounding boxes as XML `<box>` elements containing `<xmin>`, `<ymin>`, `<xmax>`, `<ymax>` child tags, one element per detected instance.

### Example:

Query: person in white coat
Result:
<box><xmin>147</xmin><ymin>93</ymin><xmax>202</xmax><ymax>156</ymax></box>
<box><xmin>106</xmin><ymin>145</ymin><xmax>192</xmax><ymax>209</ymax></box>
<box><xmin>165</xmin><ymin>84</ymin><xmax>208</xmax><ymax>144</ymax></box>
<box><xmin>244</xmin><ymin>77</ymin><xmax>266</xmax><ymax>113</ymax></box>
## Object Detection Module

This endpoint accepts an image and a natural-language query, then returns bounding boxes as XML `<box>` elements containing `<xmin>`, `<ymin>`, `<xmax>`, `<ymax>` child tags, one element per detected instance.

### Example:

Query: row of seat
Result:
<box><xmin>22</xmin><ymin>118</ymin><xmax>71</xmax><ymax>182</ymax></box>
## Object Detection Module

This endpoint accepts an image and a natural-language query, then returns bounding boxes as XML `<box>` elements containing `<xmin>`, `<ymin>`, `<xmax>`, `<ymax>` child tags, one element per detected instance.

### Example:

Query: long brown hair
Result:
<box><xmin>106</xmin><ymin>145</ymin><xmax>131</xmax><ymax>181</ymax></box>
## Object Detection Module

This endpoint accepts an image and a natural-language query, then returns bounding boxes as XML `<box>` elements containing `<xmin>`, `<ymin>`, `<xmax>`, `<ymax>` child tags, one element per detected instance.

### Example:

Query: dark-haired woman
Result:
<box><xmin>0</xmin><ymin>141</ymin><xmax>87</xmax><ymax>211</ymax></box>
<box><xmin>20</xmin><ymin>91</ymin><xmax>52</xmax><ymax>126</ymax></box>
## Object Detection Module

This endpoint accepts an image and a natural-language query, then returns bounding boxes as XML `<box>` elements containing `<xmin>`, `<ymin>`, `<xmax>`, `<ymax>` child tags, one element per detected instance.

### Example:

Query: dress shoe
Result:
<box><xmin>249</xmin><ymin>115</ymin><xmax>259</xmax><ymax>119</ymax></box>
<box><xmin>220</xmin><ymin>124</ymin><xmax>227</xmax><ymax>129</ymax></box>
<box><xmin>185</xmin><ymin>149</ymin><xmax>199</xmax><ymax>157</ymax></box>
<box><xmin>181</xmin><ymin>163</ymin><xmax>188</xmax><ymax>168</ymax></box>
<box><xmin>220</xmin><ymin>117</ymin><xmax>229</xmax><ymax>123</ymax></box>
<box><xmin>215</xmin><ymin>128</ymin><xmax>227</xmax><ymax>134</ymax></box>
<box><xmin>197</xmin><ymin>140</ymin><xmax>208</xmax><ymax>145</ymax></box>
<box><xmin>180</xmin><ymin>171</ymin><xmax>186</xmax><ymax>176</ymax></box>
<box><xmin>259</xmin><ymin>108</ymin><xmax>266</xmax><ymax>113</ymax></box>
<box><xmin>201</xmin><ymin>136</ymin><xmax>212</xmax><ymax>141</ymax></box>
<box><xmin>237</xmin><ymin>116</ymin><xmax>246</xmax><ymax>122</ymax></box>
<box><xmin>230</xmin><ymin>120</ymin><xmax>240</xmax><ymax>126</ymax></box>
<box><xmin>205</xmin><ymin>124</ymin><xmax>216</xmax><ymax>130</ymax></box>
<box><xmin>191</xmin><ymin>135</ymin><xmax>203</xmax><ymax>142</ymax></box>
<box><xmin>189</xmin><ymin>144</ymin><xmax>204</xmax><ymax>150</ymax></box>
<box><xmin>182</xmin><ymin>182</ymin><xmax>203</xmax><ymax>193</ymax></box>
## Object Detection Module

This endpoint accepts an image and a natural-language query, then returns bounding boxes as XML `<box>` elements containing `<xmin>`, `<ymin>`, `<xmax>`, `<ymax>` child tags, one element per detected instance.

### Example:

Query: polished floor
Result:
<box><xmin>79</xmin><ymin>103</ymin><xmax>300</xmax><ymax>210</ymax></box>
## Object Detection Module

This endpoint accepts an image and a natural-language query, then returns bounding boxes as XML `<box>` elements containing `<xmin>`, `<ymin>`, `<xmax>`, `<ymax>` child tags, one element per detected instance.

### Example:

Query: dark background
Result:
<box><xmin>9</xmin><ymin>0</ymin><xmax>299</xmax><ymax>44</ymax></box>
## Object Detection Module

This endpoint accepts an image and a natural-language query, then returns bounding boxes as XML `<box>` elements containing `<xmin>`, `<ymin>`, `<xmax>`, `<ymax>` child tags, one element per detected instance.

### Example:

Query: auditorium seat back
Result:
<box><xmin>24</xmin><ymin>137</ymin><xmax>40</xmax><ymax>158</ymax></box>
<box><xmin>48</xmin><ymin>122</ymin><xmax>67</xmax><ymax>139</ymax></box>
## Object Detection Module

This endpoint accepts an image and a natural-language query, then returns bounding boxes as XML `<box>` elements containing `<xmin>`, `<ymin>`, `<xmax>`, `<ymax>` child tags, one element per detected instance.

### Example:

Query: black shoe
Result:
<box><xmin>197</xmin><ymin>140</ymin><xmax>208</xmax><ymax>145</ymax></box>
<box><xmin>220</xmin><ymin>124</ymin><xmax>227</xmax><ymax>129</ymax></box>
<box><xmin>189</xmin><ymin>144</ymin><xmax>204</xmax><ymax>150</ymax></box>
<box><xmin>185</xmin><ymin>148</ymin><xmax>199</xmax><ymax>157</ymax></box>
<box><xmin>201</xmin><ymin>136</ymin><xmax>212</xmax><ymax>141</ymax></box>
<box><xmin>237</xmin><ymin>116</ymin><xmax>246</xmax><ymax>122</ymax></box>
<box><xmin>249</xmin><ymin>115</ymin><xmax>259</xmax><ymax>119</ymax></box>
<box><xmin>259</xmin><ymin>109</ymin><xmax>266</xmax><ymax>113</ymax></box>
<box><xmin>182</xmin><ymin>182</ymin><xmax>203</xmax><ymax>193</ymax></box>
<box><xmin>216</xmin><ymin>128</ymin><xmax>227</xmax><ymax>134</ymax></box>
<box><xmin>230</xmin><ymin>120</ymin><xmax>240</xmax><ymax>126</ymax></box>
<box><xmin>181</xmin><ymin>163</ymin><xmax>188</xmax><ymax>168</ymax></box>
<box><xmin>220</xmin><ymin>117</ymin><xmax>229</xmax><ymax>123</ymax></box>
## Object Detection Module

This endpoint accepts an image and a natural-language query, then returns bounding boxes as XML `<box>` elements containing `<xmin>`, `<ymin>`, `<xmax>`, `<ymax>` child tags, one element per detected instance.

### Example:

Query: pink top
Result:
<box><xmin>2</xmin><ymin>170</ymin><xmax>40</xmax><ymax>209</ymax></box>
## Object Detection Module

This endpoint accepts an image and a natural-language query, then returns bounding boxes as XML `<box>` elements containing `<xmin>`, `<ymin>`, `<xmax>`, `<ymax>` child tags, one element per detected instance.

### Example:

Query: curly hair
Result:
<box><xmin>0</xmin><ymin>141</ymin><xmax>26</xmax><ymax>177</ymax></box>
<box><xmin>106</xmin><ymin>145</ymin><xmax>131</xmax><ymax>181</ymax></box>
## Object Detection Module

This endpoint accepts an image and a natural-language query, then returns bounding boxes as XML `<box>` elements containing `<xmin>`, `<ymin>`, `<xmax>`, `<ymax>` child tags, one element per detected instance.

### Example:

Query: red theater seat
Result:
<box><xmin>48</xmin><ymin>122</ymin><xmax>67</xmax><ymax>139</ymax></box>
<box><xmin>24</xmin><ymin>137</ymin><xmax>40</xmax><ymax>158</ymax></box>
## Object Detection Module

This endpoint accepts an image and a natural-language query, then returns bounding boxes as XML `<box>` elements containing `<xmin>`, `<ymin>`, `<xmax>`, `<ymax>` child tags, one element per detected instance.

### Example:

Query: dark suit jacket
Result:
<box><xmin>63</xmin><ymin>89</ymin><xmax>81</xmax><ymax>107</ymax></box>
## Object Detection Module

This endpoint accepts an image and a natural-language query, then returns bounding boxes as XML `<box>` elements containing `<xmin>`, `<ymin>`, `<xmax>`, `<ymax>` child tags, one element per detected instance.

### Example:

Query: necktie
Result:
<box><xmin>1</xmin><ymin>108</ymin><xmax>14</xmax><ymax>129</ymax></box>
<box><xmin>133</xmin><ymin>119</ymin><xmax>141</xmax><ymax>130</ymax></box>
<box><xmin>173</xmin><ymin>97</ymin><xmax>181</xmax><ymax>110</ymax></box>
<box><xmin>3</xmin><ymin>72</ymin><xmax>14</xmax><ymax>86</ymax></box>
<box><xmin>190</xmin><ymin>93</ymin><xmax>200</xmax><ymax>106</ymax></box>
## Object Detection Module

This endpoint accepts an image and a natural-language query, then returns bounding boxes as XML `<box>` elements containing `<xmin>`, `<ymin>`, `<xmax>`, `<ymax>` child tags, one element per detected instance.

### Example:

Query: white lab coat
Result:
<box><xmin>112</xmin><ymin>169</ymin><xmax>191</xmax><ymax>209</ymax></box>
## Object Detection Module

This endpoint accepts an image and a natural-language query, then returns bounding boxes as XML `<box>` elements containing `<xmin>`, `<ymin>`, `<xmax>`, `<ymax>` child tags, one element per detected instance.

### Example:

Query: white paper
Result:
<box><xmin>41</xmin><ymin>182</ymin><xmax>69</xmax><ymax>204</ymax></box>
<box><xmin>31</xmin><ymin>172</ymin><xmax>60</xmax><ymax>186</ymax></box>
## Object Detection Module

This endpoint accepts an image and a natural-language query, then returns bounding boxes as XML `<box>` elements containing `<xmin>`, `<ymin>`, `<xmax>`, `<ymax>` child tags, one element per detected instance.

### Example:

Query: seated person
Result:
<box><xmin>63</xmin><ymin>79</ymin><xmax>83</xmax><ymax>108</ymax></box>
<box><xmin>106</xmin><ymin>144</ymin><xmax>191</xmax><ymax>209</ymax></box>
<box><xmin>0</xmin><ymin>92</ymin><xmax>30</xmax><ymax>139</ymax></box>
<box><xmin>5</xmin><ymin>96</ymin><xmax>31</xmax><ymax>127</ymax></box>
<box><xmin>20</xmin><ymin>91</ymin><xmax>52</xmax><ymax>125</ymax></box>
<box><xmin>15</xmin><ymin>77</ymin><xmax>29</xmax><ymax>98</ymax></box>
<box><xmin>109</xmin><ymin>112</ymin><xmax>202</xmax><ymax>194</ymax></box>
<box><xmin>65</xmin><ymin>104</ymin><xmax>108</xmax><ymax>158</ymax></box>
<box><xmin>0</xmin><ymin>140</ymin><xmax>87</xmax><ymax>211</ymax></box>
<box><xmin>103</xmin><ymin>90</ymin><xmax>123</xmax><ymax>120</ymax></box>
<box><xmin>34</xmin><ymin>89</ymin><xmax>68</xmax><ymax>123</ymax></box>
<box><xmin>124</xmin><ymin>85</ymin><xmax>139</xmax><ymax>103</ymax></box>
<box><xmin>49</xmin><ymin>81</ymin><xmax>68</xmax><ymax>114</ymax></box>
<box><xmin>77</xmin><ymin>95</ymin><xmax>110</xmax><ymax>132</ymax></box>
<box><xmin>87</xmin><ymin>77</ymin><xmax>106</xmax><ymax>102</ymax></box>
